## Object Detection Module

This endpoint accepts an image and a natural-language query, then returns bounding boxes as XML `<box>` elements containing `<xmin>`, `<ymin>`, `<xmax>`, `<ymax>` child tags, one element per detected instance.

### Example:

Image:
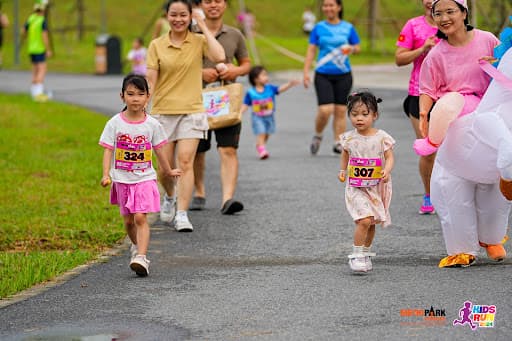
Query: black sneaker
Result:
<box><xmin>221</xmin><ymin>199</ymin><xmax>244</xmax><ymax>215</ymax></box>
<box><xmin>189</xmin><ymin>196</ymin><xmax>206</xmax><ymax>211</ymax></box>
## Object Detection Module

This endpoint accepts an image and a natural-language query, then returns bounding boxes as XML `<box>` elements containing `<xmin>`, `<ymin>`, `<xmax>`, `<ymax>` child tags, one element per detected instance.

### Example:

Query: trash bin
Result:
<box><xmin>95</xmin><ymin>34</ymin><xmax>122</xmax><ymax>75</ymax></box>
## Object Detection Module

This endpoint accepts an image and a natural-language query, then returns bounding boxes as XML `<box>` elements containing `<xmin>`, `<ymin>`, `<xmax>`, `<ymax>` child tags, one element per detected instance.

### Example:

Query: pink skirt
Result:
<box><xmin>110</xmin><ymin>180</ymin><xmax>160</xmax><ymax>216</ymax></box>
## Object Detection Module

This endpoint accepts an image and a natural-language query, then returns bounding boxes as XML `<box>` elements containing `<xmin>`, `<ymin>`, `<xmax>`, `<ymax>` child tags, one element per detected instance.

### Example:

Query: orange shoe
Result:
<box><xmin>499</xmin><ymin>177</ymin><xmax>512</xmax><ymax>200</ymax></box>
<box><xmin>438</xmin><ymin>254</ymin><xmax>476</xmax><ymax>268</ymax></box>
<box><xmin>479</xmin><ymin>241</ymin><xmax>507</xmax><ymax>262</ymax></box>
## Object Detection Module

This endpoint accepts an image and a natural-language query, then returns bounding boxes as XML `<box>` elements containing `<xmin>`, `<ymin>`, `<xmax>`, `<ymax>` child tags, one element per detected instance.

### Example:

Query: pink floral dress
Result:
<box><xmin>340</xmin><ymin>129</ymin><xmax>395</xmax><ymax>227</ymax></box>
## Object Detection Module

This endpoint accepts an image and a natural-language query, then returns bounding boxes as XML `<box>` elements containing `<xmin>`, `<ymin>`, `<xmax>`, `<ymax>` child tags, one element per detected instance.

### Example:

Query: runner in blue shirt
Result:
<box><xmin>303</xmin><ymin>0</ymin><xmax>361</xmax><ymax>155</ymax></box>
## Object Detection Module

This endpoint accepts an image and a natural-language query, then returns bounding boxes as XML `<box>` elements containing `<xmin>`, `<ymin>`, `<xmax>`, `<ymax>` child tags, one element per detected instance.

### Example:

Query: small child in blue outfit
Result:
<box><xmin>242</xmin><ymin>65</ymin><xmax>300</xmax><ymax>159</ymax></box>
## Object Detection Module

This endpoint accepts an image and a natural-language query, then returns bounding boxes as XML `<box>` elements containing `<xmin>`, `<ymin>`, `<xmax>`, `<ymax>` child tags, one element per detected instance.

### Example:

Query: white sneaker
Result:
<box><xmin>175</xmin><ymin>218</ymin><xmax>194</xmax><ymax>232</ymax></box>
<box><xmin>362</xmin><ymin>250</ymin><xmax>375</xmax><ymax>272</ymax></box>
<box><xmin>160</xmin><ymin>195</ymin><xmax>176</xmax><ymax>223</ymax></box>
<box><xmin>365</xmin><ymin>256</ymin><xmax>373</xmax><ymax>272</ymax></box>
<box><xmin>130</xmin><ymin>243</ymin><xmax>138</xmax><ymax>260</ymax></box>
<box><xmin>348</xmin><ymin>255</ymin><xmax>369</xmax><ymax>273</ymax></box>
<box><xmin>130</xmin><ymin>255</ymin><xmax>150</xmax><ymax>277</ymax></box>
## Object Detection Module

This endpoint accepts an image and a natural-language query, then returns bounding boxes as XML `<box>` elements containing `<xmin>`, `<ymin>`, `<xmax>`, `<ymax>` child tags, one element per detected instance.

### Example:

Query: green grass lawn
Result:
<box><xmin>0</xmin><ymin>93</ymin><xmax>125</xmax><ymax>299</ymax></box>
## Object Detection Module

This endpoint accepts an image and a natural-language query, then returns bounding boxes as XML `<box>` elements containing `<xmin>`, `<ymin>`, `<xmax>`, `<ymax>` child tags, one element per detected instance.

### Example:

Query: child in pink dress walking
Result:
<box><xmin>99</xmin><ymin>74</ymin><xmax>182</xmax><ymax>277</ymax></box>
<box><xmin>338</xmin><ymin>91</ymin><xmax>395</xmax><ymax>273</ymax></box>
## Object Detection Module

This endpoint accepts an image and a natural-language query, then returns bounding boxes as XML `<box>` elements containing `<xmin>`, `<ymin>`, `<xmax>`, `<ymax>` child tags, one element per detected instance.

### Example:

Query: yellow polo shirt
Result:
<box><xmin>147</xmin><ymin>31</ymin><xmax>208</xmax><ymax>115</ymax></box>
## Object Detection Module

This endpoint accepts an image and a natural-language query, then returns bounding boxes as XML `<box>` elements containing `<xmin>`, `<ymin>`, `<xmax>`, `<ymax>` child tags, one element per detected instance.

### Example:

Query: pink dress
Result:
<box><xmin>340</xmin><ymin>129</ymin><xmax>395</xmax><ymax>227</ymax></box>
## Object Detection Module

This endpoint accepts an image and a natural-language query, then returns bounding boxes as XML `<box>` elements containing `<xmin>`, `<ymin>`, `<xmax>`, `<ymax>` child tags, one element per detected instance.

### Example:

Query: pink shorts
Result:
<box><xmin>110</xmin><ymin>180</ymin><xmax>160</xmax><ymax>216</ymax></box>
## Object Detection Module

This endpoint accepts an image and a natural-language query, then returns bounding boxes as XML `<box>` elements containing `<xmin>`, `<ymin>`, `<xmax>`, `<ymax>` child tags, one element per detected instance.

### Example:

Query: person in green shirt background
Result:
<box><xmin>22</xmin><ymin>2</ymin><xmax>52</xmax><ymax>102</ymax></box>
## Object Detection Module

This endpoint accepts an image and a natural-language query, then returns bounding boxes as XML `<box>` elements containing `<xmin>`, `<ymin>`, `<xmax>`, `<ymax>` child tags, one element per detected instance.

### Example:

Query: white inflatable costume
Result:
<box><xmin>429</xmin><ymin>48</ymin><xmax>512</xmax><ymax>267</ymax></box>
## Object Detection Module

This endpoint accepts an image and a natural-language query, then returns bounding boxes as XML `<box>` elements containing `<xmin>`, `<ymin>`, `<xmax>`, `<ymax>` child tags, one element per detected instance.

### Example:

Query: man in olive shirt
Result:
<box><xmin>192</xmin><ymin>0</ymin><xmax>251</xmax><ymax>214</ymax></box>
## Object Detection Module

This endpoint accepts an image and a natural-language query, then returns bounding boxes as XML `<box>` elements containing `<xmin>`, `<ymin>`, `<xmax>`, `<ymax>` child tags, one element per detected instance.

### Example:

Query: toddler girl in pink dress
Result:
<box><xmin>338</xmin><ymin>91</ymin><xmax>395</xmax><ymax>273</ymax></box>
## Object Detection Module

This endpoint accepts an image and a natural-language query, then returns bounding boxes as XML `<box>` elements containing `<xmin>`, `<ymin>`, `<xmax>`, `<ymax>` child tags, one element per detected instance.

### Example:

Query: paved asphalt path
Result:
<box><xmin>1</xmin><ymin>66</ymin><xmax>511</xmax><ymax>340</ymax></box>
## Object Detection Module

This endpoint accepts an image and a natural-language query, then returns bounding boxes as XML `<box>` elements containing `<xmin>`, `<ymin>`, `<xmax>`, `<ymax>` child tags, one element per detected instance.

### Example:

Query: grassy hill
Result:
<box><xmin>0</xmin><ymin>0</ymin><xmax>505</xmax><ymax>73</ymax></box>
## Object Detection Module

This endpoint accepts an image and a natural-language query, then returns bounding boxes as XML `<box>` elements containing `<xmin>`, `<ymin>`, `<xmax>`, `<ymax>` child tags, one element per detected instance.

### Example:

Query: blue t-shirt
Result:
<box><xmin>309</xmin><ymin>20</ymin><xmax>360</xmax><ymax>75</ymax></box>
<box><xmin>243</xmin><ymin>84</ymin><xmax>280</xmax><ymax>117</ymax></box>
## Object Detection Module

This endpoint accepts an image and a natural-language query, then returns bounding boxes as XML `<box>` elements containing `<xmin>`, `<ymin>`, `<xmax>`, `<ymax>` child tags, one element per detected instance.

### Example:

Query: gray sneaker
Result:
<box><xmin>189</xmin><ymin>196</ymin><xmax>206</xmax><ymax>211</ymax></box>
<box><xmin>160</xmin><ymin>195</ymin><xmax>176</xmax><ymax>223</ymax></box>
<box><xmin>310</xmin><ymin>135</ymin><xmax>322</xmax><ymax>155</ymax></box>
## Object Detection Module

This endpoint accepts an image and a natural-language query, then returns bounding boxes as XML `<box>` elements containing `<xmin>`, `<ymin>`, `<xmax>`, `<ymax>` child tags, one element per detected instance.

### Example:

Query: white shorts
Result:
<box><xmin>152</xmin><ymin>113</ymin><xmax>208</xmax><ymax>142</ymax></box>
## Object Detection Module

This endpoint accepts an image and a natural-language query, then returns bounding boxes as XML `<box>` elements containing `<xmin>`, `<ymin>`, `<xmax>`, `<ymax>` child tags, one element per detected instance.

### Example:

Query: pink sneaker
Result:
<box><xmin>419</xmin><ymin>194</ymin><xmax>435</xmax><ymax>215</ymax></box>
<box><xmin>256</xmin><ymin>145</ymin><xmax>269</xmax><ymax>160</ymax></box>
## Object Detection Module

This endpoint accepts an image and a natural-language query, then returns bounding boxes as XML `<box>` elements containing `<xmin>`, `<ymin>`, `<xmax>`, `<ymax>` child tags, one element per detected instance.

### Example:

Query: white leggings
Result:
<box><xmin>431</xmin><ymin>162</ymin><xmax>510</xmax><ymax>256</ymax></box>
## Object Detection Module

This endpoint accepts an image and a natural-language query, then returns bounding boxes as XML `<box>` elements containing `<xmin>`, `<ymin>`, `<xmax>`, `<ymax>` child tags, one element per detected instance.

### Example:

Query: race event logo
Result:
<box><xmin>400</xmin><ymin>306</ymin><xmax>446</xmax><ymax>327</ymax></box>
<box><xmin>453</xmin><ymin>301</ymin><xmax>496</xmax><ymax>329</ymax></box>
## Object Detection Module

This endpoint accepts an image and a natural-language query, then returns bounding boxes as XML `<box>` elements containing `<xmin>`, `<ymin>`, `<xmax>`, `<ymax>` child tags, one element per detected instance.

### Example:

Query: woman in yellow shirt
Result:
<box><xmin>146</xmin><ymin>0</ymin><xmax>225</xmax><ymax>232</ymax></box>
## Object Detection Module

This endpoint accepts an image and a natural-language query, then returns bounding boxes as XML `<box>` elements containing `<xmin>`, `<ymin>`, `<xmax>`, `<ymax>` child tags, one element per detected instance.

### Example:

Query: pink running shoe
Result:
<box><xmin>256</xmin><ymin>145</ymin><xmax>269</xmax><ymax>160</ymax></box>
<box><xmin>419</xmin><ymin>194</ymin><xmax>435</xmax><ymax>215</ymax></box>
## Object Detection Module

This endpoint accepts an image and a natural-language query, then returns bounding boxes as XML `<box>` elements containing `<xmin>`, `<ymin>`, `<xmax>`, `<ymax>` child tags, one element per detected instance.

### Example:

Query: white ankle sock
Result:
<box><xmin>352</xmin><ymin>245</ymin><xmax>364</xmax><ymax>256</ymax></box>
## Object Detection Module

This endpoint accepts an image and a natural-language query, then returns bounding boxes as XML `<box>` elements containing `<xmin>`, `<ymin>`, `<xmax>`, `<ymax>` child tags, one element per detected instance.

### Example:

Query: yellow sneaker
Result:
<box><xmin>438</xmin><ymin>254</ymin><xmax>476</xmax><ymax>268</ymax></box>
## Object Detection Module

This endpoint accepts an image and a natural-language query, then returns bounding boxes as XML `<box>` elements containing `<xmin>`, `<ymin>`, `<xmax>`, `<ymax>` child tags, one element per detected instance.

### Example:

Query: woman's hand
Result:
<box><xmin>422</xmin><ymin>36</ymin><xmax>437</xmax><ymax>53</ymax></box>
<box><xmin>341</xmin><ymin>44</ymin><xmax>353</xmax><ymax>55</ymax></box>
<box><xmin>192</xmin><ymin>8</ymin><xmax>206</xmax><ymax>28</ymax></box>
<box><xmin>203</xmin><ymin>68</ymin><xmax>219</xmax><ymax>83</ymax></box>
<box><xmin>303</xmin><ymin>73</ymin><xmax>310</xmax><ymax>88</ymax></box>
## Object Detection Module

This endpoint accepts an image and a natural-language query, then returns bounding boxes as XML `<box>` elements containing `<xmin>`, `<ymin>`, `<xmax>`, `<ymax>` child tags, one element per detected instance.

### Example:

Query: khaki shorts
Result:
<box><xmin>152</xmin><ymin>113</ymin><xmax>208</xmax><ymax>142</ymax></box>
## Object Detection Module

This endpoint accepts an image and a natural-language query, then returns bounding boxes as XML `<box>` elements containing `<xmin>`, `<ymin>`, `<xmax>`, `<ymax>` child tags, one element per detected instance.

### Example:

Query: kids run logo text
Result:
<box><xmin>453</xmin><ymin>301</ymin><xmax>496</xmax><ymax>329</ymax></box>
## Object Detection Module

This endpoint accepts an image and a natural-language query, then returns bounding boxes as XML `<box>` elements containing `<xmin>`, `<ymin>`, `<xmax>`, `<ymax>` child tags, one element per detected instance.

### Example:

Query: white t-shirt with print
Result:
<box><xmin>99</xmin><ymin>112</ymin><xmax>167</xmax><ymax>184</ymax></box>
